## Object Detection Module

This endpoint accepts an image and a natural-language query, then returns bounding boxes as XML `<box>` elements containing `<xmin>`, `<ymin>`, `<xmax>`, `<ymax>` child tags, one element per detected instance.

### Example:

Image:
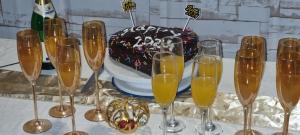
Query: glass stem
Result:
<box><xmin>283</xmin><ymin>110</ymin><xmax>291</xmax><ymax>135</ymax></box>
<box><xmin>58</xmin><ymin>79</ymin><xmax>64</xmax><ymax>111</ymax></box>
<box><xmin>206</xmin><ymin>107</ymin><xmax>214</xmax><ymax>131</ymax></box>
<box><xmin>94</xmin><ymin>70</ymin><xmax>101</xmax><ymax>111</ymax></box>
<box><xmin>243</xmin><ymin>104</ymin><xmax>253</xmax><ymax>134</ymax></box>
<box><xmin>162</xmin><ymin>107</ymin><xmax>168</xmax><ymax>135</ymax></box>
<box><xmin>200</xmin><ymin>107</ymin><xmax>208</xmax><ymax>135</ymax></box>
<box><xmin>169</xmin><ymin>102</ymin><xmax>176</xmax><ymax>124</ymax></box>
<box><xmin>32</xmin><ymin>82</ymin><xmax>39</xmax><ymax>121</ymax></box>
<box><xmin>69</xmin><ymin>95</ymin><xmax>76</xmax><ymax>132</ymax></box>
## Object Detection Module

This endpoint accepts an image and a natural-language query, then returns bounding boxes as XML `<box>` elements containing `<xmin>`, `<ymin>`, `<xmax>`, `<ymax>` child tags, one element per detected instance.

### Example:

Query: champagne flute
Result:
<box><xmin>241</xmin><ymin>36</ymin><xmax>266</xmax><ymax>62</ymax></box>
<box><xmin>160</xmin><ymin>36</ymin><xmax>186</xmax><ymax>133</ymax></box>
<box><xmin>234</xmin><ymin>49</ymin><xmax>263</xmax><ymax>135</ymax></box>
<box><xmin>82</xmin><ymin>20</ymin><xmax>106</xmax><ymax>122</ymax></box>
<box><xmin>56</xmin><ymin>37</ymin><xmax>88</xmax><ymax>135</ymax></box>
<box><xmin>272</xmin><ymin>38</ymin><xmax>300</xmax><ymax>135</ymax></box>
<box><xmin>44</xmin><ymin>17</ymin><xmax>73</xmax><ymax>118</ymax></box>
<box><xmin>152</xmin><ymin>52</ymin><xmax>179</xmax><ymax>135</ymax></box>
<box><xmin>17</xmin><ymin>29</ymin><xmax>52</xmax><ymax>133</ymax></box>
<box><xmin>197</xmin><ymin>39</ymin><xmax>223</xmax><ymax>134</ymax></box>
<box><xmin>241</xmin><ymin>36</ymin><xmax>267</xmax><ymax>78</ymax></box>
<box><xmin>191</xmin><ymin>54</ymin><xmax>218</xmax><ymax>135</ymax></box>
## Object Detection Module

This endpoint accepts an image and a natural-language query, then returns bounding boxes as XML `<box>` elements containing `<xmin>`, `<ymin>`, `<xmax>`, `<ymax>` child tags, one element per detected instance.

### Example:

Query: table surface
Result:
<box><xmin>1</xmin><ymin>97</ymin><xmax>299</xmax><ymax>135</ymax></box>
<box><xmin>0</xmin><ymin>38</ymin><xmax>300</xmax><ymax>134</ymax></box>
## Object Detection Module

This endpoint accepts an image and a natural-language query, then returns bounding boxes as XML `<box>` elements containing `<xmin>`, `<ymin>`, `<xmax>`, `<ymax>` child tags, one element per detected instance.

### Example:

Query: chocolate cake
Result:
<box><xmin>108</xmin><ymin>25</ymin><xmax>198</xmax><ymax>76</ymax></box>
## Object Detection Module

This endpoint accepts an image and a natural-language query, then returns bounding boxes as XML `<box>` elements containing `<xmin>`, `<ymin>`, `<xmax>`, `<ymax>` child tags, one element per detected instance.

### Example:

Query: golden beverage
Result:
<box><xmin>17</xmin><ymin>30</ymin><xmax>42</xmax><ymax>81</ymax></box>
<box><xmin>152</xmin><ymin>74</ymin><xmax>178</xmax><ymax>108</ymax></box>
<box><xmin>83</xmin><ymin>37</ymin><xmax>105</xmax><ymax>71</ymax></box>
<box><xmin>82</xmin><ymin>20</ymin><xmax>106</xmax><ymax>71</ymax></box>
<box><xmin>18</xmin><ymin>45</ymin><xmax>42</xmax><ymax>81</ymax></box>
<box><xmin>198</xmin><ymin>56</ymin><xmax>222</xmax><ymax>84</ymax></box>
<box><xmin>191</xmin><ymin>76</ymin><xmax>216</xmax><ymax>107</ymax></box>
<box><xmin>234</xmin><ymin>51</ymin><xmax>262</xmax><ymax>106</ymax></box>
<box><xmin>277</xmin><ymin>55</ymin><xmax>300</xmax><ymax>111</ymax></box>
<box><xmin>160</xmin><ymin>55</ymin><xmax>184</xmax><ymax>80</ymax></box>
<box><xmin>56</xmin><ymin>38</ymin><xmax>81</xmax><ymax>94</ymax></box>
<box><xmin>45</xmin><ymin>36</ymin><xmax>59</xmax><ymax>66</ymax></box>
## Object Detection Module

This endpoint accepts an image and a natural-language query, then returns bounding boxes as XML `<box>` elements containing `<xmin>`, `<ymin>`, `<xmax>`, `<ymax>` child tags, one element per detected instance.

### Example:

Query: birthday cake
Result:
<box><xmin>108</xmin><ymin>25</ymin><xmax>198</xmax><ymax>76</ymax></box>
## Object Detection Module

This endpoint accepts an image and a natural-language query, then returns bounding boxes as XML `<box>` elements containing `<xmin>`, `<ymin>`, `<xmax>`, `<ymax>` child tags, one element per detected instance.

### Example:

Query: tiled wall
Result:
<box><xmin>1</xmin><ymin>0</ymin><xmax>300</xmax><ymax>61</ymax></box>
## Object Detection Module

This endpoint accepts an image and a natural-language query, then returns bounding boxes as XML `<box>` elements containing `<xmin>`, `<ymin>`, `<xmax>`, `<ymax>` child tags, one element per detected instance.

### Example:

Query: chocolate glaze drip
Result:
<box><xmin>108</xmin><ymin>25</ymin><xmax>198</xmax><ymax>76</ymax></box>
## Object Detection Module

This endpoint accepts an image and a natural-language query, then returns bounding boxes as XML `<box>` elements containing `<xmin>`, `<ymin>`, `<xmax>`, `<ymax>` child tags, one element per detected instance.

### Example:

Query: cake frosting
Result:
<box><xmin>108</xmin><ymin>25</ymin><xmax>198</xmax><ymax>75</ymax></box>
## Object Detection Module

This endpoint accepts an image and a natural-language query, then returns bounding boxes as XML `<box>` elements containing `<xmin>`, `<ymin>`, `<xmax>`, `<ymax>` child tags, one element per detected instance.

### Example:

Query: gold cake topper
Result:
<box><xmin>122</xmin><ymin>0</ymin><xmax>136</xmax><ymax>12</ymax></box>
<box><xmin>185</xmin><ymin>5</ymin><xmax>200</xmax><ymax>19</ymax></box>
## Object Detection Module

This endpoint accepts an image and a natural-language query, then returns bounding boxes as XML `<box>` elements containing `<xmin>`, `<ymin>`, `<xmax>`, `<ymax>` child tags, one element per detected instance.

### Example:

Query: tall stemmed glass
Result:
<box><xmin>234</xmin><ymin>49</ymin><xmax>263</xmax><ymax>135</ymax></box>
<box><xmin>198</xmin><ymin>39</ymin><xmax>223</xmax><ymax>134</ymax></box>
<box><xmin>160</xmin><ymin>36</ymin><xmax>186</xmax><ymax>133</ymax></box>
<box><xmin>82</xmin><ymin>20</ymin><xmax>106</xmax><ymax>122</ymax></box>
<box><xmin>44</xmin><ymin>18</ymin><xmax>73</xmax><ymax>118</ymax></box>
<box><xmin>241</xmin><ymin>36</ymin><xmax>266</xmax><ymax>76</ymax></box>
<box><xmin>56</xmin><ymin>37</ymin><xmax>87</xmax><ymax>135</ymax></box>
<box><xmin>17</xmin><ymin>29</ymin><xmax>52</xmax><ymax>134</ymax></box>
<box><xmin>152</xmin><ymin>52</ymin><xmax>179</xmax><ymax>135</ymax></box>
<box><xmin>191</xmin><ymin>54</ymin><xmax>218</xmax><ymax>135</ymax></box>
<box><xmin>272</xmin><ymin>38</ymin><xmax>300</xmax><ymax>135</ymax></box>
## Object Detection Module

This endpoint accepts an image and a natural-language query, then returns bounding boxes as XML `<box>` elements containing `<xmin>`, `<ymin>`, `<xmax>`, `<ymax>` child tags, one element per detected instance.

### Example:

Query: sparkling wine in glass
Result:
<box><xmin>82</xmin><ymin>20</ymin><xmax>106</xmax><ymax>122</ymax></box>
<box><xmin>160</xmin><ymin>36</ymin><xmax>185</xmax><ymax>133</ymax></box>
<box><xmin>273</xmin><ymin>38</ymin><xmax>300</xmax><ymax>135</ymax></box>
<box><xmin>241</xmin><ymin>36</ymin><xmax>266</xmax><ymax>78</ymax></box>
<box><xmin>44</xmin><ymin>17</ymin><xmax>73</xmax><ymax>118</ymax></box>
<box><xmin>56</xmin><ymin>37</ymin><xmax>88</xmax><ymax>135</ymax></box>
<box><xmin>152</xmin><ymin>52</ymin><xmax>179</xmax><ymax>135</ymax></box>
<box><xmin>197</xmin><ymin>39</ymin><xmax>223</xmax><ymax>134</ymax></box>
<box><xmin>17</xmin><ymin>29</ymin><xmax>52</xmax><ymax>134</ymax></box>
<box><xmin>234</xmin><ymin>49</ymin><xmax>263</xmax><ymax>135</ymax></box>
<box><xmin>191</xmin><ymin>55</ymin><xmax>218</xmax><ymax>135</ymax></box>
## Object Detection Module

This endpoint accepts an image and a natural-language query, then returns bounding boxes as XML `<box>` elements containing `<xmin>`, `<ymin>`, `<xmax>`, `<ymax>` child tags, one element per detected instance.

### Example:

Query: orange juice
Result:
<box><xmin>191</xmin><ymin>76</ymin><xmax>217</xmax><ymax>107</ymax></box>
<box><xmin>161</xmin><ymin>55</ymin><xmax>184</xmax><ymax>80</ymax></box>
<box><xmin>199</xmin><ymin>56</ymin><xmax>222</xmax><ymax>84</ymax></box>
<box><xmin>152</xmin><ymin>74</ymin><xmax>178</xmax><ymax>107</ymax></box>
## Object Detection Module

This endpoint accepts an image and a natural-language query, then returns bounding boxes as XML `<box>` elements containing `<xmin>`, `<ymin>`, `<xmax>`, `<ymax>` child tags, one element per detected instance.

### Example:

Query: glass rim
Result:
<box><xmin>241</xmin><ymin>35</ymin><xmax>265</xmax><ymax>39</ymax></box>
<box><xmin>278</xmin><ymin>37</ymin><xmax>300</xmax><ymax>47</ymax></box>
<box><xmin>44</xmin><ymin>17</ymin><xmax>64</xmax><ymax>24</ymax></box>
<box><xmin>152</xmin><ymin>51</ymin><xmax>176</xmax><ymax>62</ymax></box>
<box><xmin>57</xmin><ymin>37</ymin><xmax>79</xmax><ymax>47</ymax></box>
<box><xmin>83</xmin><ymin>20</ymin><xmax>105</xmax><ymax>27</ymax></box>
<box><xmin>199</xmin><ymin>39</ymin><xmax>222</xmax><ymax>48</ymax></box>
<box><xmin>17</xmin><ymin>29</ymin><xmax>38</xmax><ymax>38</ymax></box>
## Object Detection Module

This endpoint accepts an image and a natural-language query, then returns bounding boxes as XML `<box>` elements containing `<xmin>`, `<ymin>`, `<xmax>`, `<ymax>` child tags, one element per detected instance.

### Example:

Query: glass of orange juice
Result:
<box><xmin>152</xmin><ymin>51</ymin><xmax>179</xmax><ymax>135</ymax></box>
<box><xmin>191</xmin><ymin>54</ymin><xmax>218</xmax><ymax>135</ymax></box>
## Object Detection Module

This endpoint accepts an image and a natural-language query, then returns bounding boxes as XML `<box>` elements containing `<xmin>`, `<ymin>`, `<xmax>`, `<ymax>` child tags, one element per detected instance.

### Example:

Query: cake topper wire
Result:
<box><xmin>183</xmin><ymin>5</ymin><xmax>201</xmax><ymax>31</ymax></box>
<box><xmin>122</xmin><ymin>0</ymin><xmax>136</xmax><ymax>27</ymax></box>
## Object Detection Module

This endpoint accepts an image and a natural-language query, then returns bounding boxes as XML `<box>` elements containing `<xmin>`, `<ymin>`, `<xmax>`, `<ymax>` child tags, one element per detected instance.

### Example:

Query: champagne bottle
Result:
<box><xmin>31</xmin><ymin>0</ymin><xmax>57</xmax><ymax>70</ymax></box>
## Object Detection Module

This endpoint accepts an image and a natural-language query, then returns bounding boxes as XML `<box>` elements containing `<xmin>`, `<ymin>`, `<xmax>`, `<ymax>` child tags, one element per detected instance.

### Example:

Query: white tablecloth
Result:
<box><xmin>0</xmin><ymin>97</ymin><xmax>298</xmax><ymax>135</ymax></box>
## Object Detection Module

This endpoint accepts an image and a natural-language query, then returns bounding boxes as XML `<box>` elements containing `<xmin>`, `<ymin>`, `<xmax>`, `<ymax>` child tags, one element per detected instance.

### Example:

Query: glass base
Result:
<box><xmin>160</xmin><ymin>119</ymin><xmax>186</xmax><ymax>133</ymax></box>
<box><xmin>84</xmin><ymin>109</ymin><xmax>106</xmax><ymax>122</ymax></box>
<box><xmin>205</xmin><ymin>122</ymin><xmax>223</xmax><ymax>135</ymax></box>
<box><xmin>64</xmin><ymin>131</ymin><xmax>88</xmax><ymax>135</ymax></box>
<box><xmin>195</xmin><ymin>123</ymin><xmax>223</xmax><ymax>135</ymax></box>
<box><xmin>49</xmin><ymin>105</ymin><xmax>73</xmax><ymax>118</ymax></box>
<box><xmin>234</xmin><ymin>129</ymin><xmax>262</xmax><ymax>135</ymax></box>
<box><xmin>23</xmin><ymin>119</ymin><xmax>52</xmax><ymax>134</ymax></box>
<box><xmin>272</xmin><ymin>132</ymin><xmax>293</xmax><ymax>135</ymax></box>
